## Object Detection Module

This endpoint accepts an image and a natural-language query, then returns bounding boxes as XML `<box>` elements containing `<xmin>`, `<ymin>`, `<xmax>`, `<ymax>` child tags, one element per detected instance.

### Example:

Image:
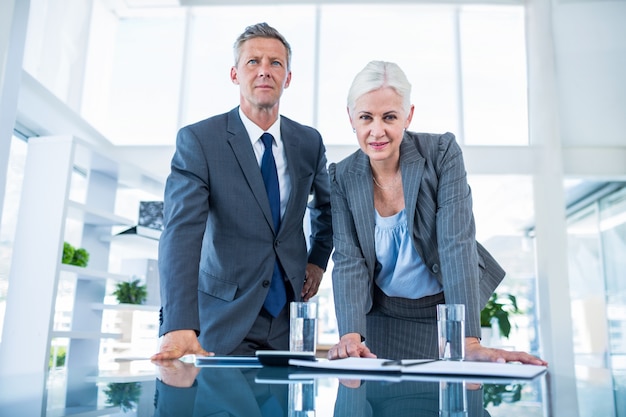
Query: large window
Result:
<box><xmin>19</xmin><ymin>0</ymin><xmax>533</xmax><ymax>349</ymax></box>
<box><xmin>566</xmin><ymin>183</ymin><xmax>626</xmax><ymax>416</ymax></box>
<box><xmin>74</xmin><ymin>3</ymin><xmax>528</xmax><ymax>147</ymax></box>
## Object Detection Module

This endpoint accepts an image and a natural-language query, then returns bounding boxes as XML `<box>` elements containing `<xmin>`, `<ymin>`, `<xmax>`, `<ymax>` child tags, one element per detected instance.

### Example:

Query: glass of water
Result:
<box><xmin>289</xmin><ymin>301</ymin><xmax>317</xmax><ymax>354</ymax></box>
<box><xmin>437</xmin><ymin>304</ymin><xmax>465</xmax><ymax>361</ymax></box>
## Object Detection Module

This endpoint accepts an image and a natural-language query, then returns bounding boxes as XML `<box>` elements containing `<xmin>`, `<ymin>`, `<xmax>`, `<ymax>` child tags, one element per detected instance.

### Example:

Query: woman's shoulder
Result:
<box><xmin>404</xmin><ymin>131</ymin><xmax>460</xmax><ymax>160</ymax></box>
<box><xmin>406</xmin><ymin>131</ymin><xmax>457</xmax><ymax>148</ymax></box>
<box><xmin>330</xmin><ymin>147</ymin><xmax>369</xmax><ymax>179</ymax></box>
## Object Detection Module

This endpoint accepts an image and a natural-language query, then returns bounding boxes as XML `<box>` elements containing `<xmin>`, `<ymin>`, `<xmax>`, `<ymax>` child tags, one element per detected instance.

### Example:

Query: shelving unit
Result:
<box><xmin>0</xmin><ymin>135</ymin><xmax>164</xmax><ymax>412</ymax></box>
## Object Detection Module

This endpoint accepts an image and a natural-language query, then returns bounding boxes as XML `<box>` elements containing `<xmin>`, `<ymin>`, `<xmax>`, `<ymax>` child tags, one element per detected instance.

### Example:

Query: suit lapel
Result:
<box><xmin>347</xmin><ymin>138</ymin><xmax>426</xmax><ymax>271</ymax></box>
<box><xmin>226</xmin><ymin>109</ymin><xmax>276</xmax><ymax>232</ymax></box>
<box><xmin>279</xmin><ymin>118</ymin><xmax>299</xmax><ymax>231</ymax></box>
<box><xmin>348</xmin><ymin>151</ymin><xmax>377</xmax><ymax>268</ymax></box>
<box><xmin>400</xmin><ymin>137</ymin><xmax>426</xmax><ymax>238</ymax></box>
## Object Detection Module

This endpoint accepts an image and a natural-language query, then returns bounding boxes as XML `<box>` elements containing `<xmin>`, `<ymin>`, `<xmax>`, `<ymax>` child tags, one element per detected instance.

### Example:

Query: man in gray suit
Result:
<box><xmin>152</xmin><ymin>22</ymin><xmax>332</xmax><ymax>359</ymax></box>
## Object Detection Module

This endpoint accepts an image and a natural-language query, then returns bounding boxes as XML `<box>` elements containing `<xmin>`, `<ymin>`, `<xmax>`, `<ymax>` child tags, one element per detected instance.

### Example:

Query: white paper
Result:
<box><xmin>400</xmin><ymin>359</ymin><xmax>547</xmax><ymax>379</ymax></box>
<box><xmin>288</xmin><ymin>357</ymin><xmax>547</xmax><ymax>379</ymax></box>
<box><xmin>289</xmin><ymin>357</ymin><xmax>402</xmax><ymax>372</ymax></box>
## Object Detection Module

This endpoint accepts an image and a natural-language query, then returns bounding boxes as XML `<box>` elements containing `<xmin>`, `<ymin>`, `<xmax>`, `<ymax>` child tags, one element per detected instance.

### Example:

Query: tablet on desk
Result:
<box><xmin>255</xmin><ymin>350</ymin><xmax>317</xmax><ymax>366</ymax></box>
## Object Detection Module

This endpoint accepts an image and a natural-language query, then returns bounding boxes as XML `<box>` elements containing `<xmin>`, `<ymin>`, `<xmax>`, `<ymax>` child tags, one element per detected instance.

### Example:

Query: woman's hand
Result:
<box><xmin>464</xmin><ymin>337</ymin><xmax>548</xmax><ymax>366</ymax></box>
<box><xmin>327</xmin><ymin>333</ymin><xmax>377</xmax><ymax>360</ymax></box>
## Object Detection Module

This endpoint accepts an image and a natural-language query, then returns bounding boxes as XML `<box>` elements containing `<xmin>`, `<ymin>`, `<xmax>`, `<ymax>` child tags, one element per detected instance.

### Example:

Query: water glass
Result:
<box><xmin>437</xmin><ymin>304</ymin><xmax>465</xmax><ymax>361</ymax></box>
<box><xmin>289</xmin><ymin>301</ymin><xmax>317</xmax><ymax>353</ymax></box>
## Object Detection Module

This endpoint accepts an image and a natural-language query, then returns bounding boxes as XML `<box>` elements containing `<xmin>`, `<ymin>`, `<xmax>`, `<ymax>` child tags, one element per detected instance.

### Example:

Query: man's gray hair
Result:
<box><xmin>233</xmin><ymin>22</ymin><xmax>292</xmax><ymax>70</ymax></box>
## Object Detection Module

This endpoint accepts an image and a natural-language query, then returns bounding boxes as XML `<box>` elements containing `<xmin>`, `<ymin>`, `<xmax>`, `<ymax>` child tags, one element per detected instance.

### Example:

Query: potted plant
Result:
<box><xmin>71</xmin><ymin>247</ymin><xmax>90</xmax><ymax>267</ymax></box>
<box><xmin>113</xmin><ymin>278</ymin><xmax>147</xmax><ymax>305</ymax></box>
<box><xmin>112</xmin><ymin>279</ymin><xmax>148</xmax><ymax>344</ymax></box>
<box><xmin>480</xmin><ymin>292</ymin><xmax>522</xmax><ymax>340</ymax></box>
<box><xmin>62</xmin><ymin>241</ymin><xmax>90</xmax><ymax>267</ymax></box>
<box><xmin>62</xmin><ymin>242</ymin><xmax>75</xmax><ymax>264</ymax></box>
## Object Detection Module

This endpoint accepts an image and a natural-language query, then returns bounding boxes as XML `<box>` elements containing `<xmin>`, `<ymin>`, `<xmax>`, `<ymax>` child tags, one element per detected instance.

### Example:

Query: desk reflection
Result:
<box><xmin>333</xmin><ymin>379</ymin><xmax>488</xmax><ymax>417</ymax></box>
<box><xmin>153</xmin><ymin>362</ymin><xmax>491</xmax><ymax>417</ymax></box>
<box><xmin>154</xmin><ymin>365</ymin><xmax>288</xmax><ymax>417</ymax></box>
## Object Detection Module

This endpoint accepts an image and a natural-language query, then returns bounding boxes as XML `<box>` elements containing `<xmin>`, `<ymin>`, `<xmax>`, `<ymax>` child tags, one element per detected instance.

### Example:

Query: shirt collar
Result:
<box><xmin>238</xmin><ymin>107</ymin><xmax>281</xmax><ymax>146</ymax></box>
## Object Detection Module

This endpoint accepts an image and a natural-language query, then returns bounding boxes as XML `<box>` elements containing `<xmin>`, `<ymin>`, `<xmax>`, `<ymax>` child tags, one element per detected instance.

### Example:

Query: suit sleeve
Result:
<box><xmin>329</xmin><ymin>162</ymin><xmax>372</xmax><ymax>339</ymax></box>
<box><xmin>158</xmin><ymin>126</ymin><xmax>209</xmax><ymax>336</ymax></box>
<box><xmin>434</xmin><ymin>133</ymin><xmax>482</xmax><ymax>338</ymax></box>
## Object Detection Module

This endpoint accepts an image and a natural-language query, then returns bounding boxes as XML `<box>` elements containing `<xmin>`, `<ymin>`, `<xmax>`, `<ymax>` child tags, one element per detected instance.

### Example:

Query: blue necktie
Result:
<box><xmin>260</xmin><ymin>133</ymin><xmax>287</xmax><ymax>317</ymax></box>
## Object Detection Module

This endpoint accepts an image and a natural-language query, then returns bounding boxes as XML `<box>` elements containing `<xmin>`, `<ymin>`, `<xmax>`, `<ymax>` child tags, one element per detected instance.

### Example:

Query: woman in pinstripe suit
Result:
<box><xmin>327</xmin><ymin>61</ymin><xmax>546</xmax><ymax>366</ymax></box>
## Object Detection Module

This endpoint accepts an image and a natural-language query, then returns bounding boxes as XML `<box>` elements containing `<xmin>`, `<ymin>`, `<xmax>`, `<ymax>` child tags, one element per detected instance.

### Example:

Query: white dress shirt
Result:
<box><xmin>238</xmin><ymin>107</ymin><xmax>291</xmax><ymax>220</ymax></box>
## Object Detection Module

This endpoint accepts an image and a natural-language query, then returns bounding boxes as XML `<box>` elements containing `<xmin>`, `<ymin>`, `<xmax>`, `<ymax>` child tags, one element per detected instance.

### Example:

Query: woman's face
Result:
<box><xmin>349</xmin><ymin>87</ymin><xmax>414</xmax><ymax>165</ymax></box>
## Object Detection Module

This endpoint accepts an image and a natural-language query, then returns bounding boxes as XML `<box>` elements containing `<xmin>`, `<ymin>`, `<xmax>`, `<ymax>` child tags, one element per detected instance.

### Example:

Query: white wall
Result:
<box><xmin>554</xmin><ymin>1</ymin><xmax>626</xmax><ymax>147</ymax></box>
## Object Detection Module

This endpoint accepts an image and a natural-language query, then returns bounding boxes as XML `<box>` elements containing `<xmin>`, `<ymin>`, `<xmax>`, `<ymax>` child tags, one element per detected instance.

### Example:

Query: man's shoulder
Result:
<box><xmin>183</xmin><ymin>109</ymin><xmax>234</xmax><ymax>131</ymax></box>
<box><xmin>280</xmin><ymin>114</ymin><xmax>320</xmax><ymax>137</ymax></box>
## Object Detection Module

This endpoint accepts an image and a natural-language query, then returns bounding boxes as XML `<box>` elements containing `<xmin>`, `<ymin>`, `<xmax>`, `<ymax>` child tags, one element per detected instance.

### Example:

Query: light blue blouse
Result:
<box><xmin>374</xmin><ymin>208</ymin><xmax>443</xmax><ymax>299</ymax></box>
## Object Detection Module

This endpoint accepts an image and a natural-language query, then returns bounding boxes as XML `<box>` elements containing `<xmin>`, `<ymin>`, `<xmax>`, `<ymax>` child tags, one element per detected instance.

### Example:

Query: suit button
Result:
<box><xmin>432</xmin><ymin>264</ymin><xmax>440</xmax><ymax>274</ymax></box>
<box><xmin>262</xmin><ymin>280</ymin><xmax>270</xmax><ymax>288</ymax></box>
<box><xmin>274</xmin><ymin>240</ymin><xmax>280</xmax><ymax>247</ymax></box>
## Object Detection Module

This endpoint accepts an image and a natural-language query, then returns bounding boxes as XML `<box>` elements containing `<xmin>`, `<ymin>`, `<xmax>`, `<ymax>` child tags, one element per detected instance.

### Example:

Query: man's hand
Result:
<box><xmin>464</xmin><ymin>337</ymin><xmax>548</xmax><ymax>366</ymax></box>
<box><xmin>153</xmin><ymin>358</ymin><xmax>200</xmax><ymax>388</ymax></box>
<box><xmin>151</xmin><ymin>329</ymin><xmax>213</xmax><ymax>361</ymax></box>
<box><xmin>302</xmin><ymin>263</ymin><xmax>324</xmax><ymax>301</ymax></box>
<box><xmin>327</xmin><ymin>333</ymin><xmax>377</xmax><ymax>360</ymax></box>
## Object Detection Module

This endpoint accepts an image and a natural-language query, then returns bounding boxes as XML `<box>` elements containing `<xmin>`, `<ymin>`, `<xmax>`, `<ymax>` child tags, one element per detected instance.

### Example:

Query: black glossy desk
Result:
<box><xmin>1</xmin><ymin>359</ymin><xmax>554</xmax><ymax>416</ymax></box>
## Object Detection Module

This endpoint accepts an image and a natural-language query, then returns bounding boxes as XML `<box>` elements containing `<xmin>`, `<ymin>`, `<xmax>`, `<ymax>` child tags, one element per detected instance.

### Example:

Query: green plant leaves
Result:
<box><xmin>62</xmin><ymin>242</ymin><xmax>75</xmax><ymax>264</ymax></box>
<box><xmin>113</xmin><ymin>279</ymin><xmax>147</xmax><ymax>305</ymax></box>
<box><xmin>61</xmin><ymin>242</ymin><xmax>90</xmax><ymax>267</ymax></box>
<box><xmin>104</xmin><ymin>382</ymin><xmax>142</xmax><ymax>412</ymax></box>
<box><xmin>480</xmin><ymin>292</ymin><xmax>522</xmax><ymax>338</ymax></box>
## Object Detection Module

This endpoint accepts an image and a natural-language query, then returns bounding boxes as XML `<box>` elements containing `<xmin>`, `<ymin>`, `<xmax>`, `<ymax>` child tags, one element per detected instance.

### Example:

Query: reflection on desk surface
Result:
<box><xmin>0</xmin><ymin>359</ymin><xmax>623</xmax><ymax>416</ymax></box>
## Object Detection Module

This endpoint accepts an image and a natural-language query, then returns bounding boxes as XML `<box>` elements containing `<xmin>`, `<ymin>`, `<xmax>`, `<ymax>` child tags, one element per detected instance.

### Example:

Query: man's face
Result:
<box><xmin>230</xmin><ymin>37</ymin><xmax>291</xmax><ymax>111</ymax></box>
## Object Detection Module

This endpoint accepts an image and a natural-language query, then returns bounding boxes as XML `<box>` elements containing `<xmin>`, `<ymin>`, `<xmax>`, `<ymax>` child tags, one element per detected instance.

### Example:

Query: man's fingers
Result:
<box><xmin>151</xmin><ymin>349</ymin><xmax>182</xmax><ymax>361</ymax></box>
<box><xmin>194</xmin><ymin>348</ymin><xmax>214</xmax><ymax>357</ymax></box>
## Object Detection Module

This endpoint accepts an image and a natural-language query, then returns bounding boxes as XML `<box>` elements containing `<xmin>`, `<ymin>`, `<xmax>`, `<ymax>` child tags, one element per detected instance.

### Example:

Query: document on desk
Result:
<box><xmin>288</xmin><ymin>357</ymin><xmax>547</xmax><ymax>379</ymax></box>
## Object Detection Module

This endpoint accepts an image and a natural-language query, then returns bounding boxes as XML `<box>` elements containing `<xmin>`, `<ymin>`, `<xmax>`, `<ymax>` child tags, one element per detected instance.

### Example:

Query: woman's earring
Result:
<box><xmin>353</xmin><ymin>128</ymin><xmax>356</xmax><ymax>133</ymax></box>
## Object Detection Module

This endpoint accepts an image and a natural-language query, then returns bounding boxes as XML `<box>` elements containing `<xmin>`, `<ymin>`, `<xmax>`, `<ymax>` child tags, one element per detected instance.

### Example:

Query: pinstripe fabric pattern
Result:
<box><xmin>333</xmin><ymin>378</ymin><xmax>488</xmax><ymax>416</ymax></box>
<box><xmin>333</xmin><ymin>380</ymin><xmax>439</xmax><ymax>417</ymax></box>
<box><xmin>330</xmin><ymin>132</ymin><xmax>505</xmax><ymax>358</ymax></box>
<box><xmin>367</xmin><ymin>288</ymin><xmax>443</xmax><ymax>360</ymax></box>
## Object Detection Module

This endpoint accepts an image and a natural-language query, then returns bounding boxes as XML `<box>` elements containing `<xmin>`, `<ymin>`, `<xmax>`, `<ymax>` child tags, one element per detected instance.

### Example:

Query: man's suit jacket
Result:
<box><xmin>158</xmin><ymin>107</ymin><xmax>333</xmax><ymax>354</ymax></box>
<box><xmin>330</xmin><ymin>131</ymin><xmax>504</xmax><ymax>340</ymax></box>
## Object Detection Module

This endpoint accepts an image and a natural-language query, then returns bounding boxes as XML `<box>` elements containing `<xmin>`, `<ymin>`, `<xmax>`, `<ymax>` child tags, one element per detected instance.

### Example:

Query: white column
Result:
<box><xmin>526</xmin><ymin>0</ymin><xmax>578</xmax><ymax>415</ymax></box>
<box><xmin>0</xmin><ymin>136</ymin><xmax>74</xmax><ymax>414</ymax></box>
<box><xmin>0</xmin><ymin>0</ymin><xmax>29</xmax><ymax>225</ymax></box>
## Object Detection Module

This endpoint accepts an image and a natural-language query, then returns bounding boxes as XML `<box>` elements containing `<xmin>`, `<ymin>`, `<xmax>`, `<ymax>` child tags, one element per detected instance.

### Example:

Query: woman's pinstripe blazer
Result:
<box><xmin>329</xmin><ymin>131</ymin><xmax>505</xmax><ymax>341</ymax></box>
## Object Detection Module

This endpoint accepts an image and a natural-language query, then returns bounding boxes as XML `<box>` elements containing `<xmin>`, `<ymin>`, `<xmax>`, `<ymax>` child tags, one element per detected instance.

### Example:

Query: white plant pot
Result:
<box><xmin>481</xmin><ymin>326</ymin><xmax>494</xmax><ymax>346</ymax></box>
